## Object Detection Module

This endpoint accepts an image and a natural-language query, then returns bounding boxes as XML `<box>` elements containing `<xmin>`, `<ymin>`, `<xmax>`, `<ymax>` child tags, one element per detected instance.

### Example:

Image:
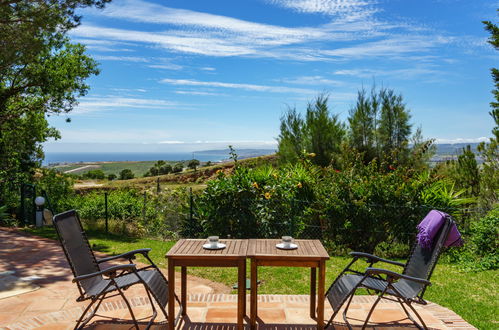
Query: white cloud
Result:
<box><xmin>148</xmin><ymin>64</ymin><xmax>183</xmax><ymax>70</ymax></box>
<box><xmin>160</xmin><ymin>78</ymin><xmax>316</xmax><ymax>94</ymax></box>
<box><xmin>94</xmin><ymin>0</ymin><xmax>327</xmax><ymax>41</ymax></box>
<box><xmin>159</xmin><ymin>140</ymin><xmax>185</xmax><ymax>144</ymax></box>
<box><xmin>74</xmin><ymin>97</ymin><xmax>179</xmax><ymax>114</ymax></box>
<box><xmin>321</xmin><ymin>35</ymin><xmax>451</xmax><ymax>58</ymax></box>
<box><xmin>93</xmin><ymin>55</ymin><xmax>149</xmax><ymax>62</ymax></box>
<box><xmin>110</xmin><ymin>88</ymin><xmax>147</xmax><ymax>93</ymax></box>
<box><xmin>434</xmin><ymin>137</ymin><xmax>489</xmax><ymax>144</ymax></box>
<box><xmin>73</xmin><ymin>0</ymin><xmax>422</xmax><ymax>61</ymax></box>
<box><xmin>175</xmin><ymin>91</ymin><xmax>223</xmax><ymax>96</ymax></box>
<box><xmin>68</xmin><ymin>0</ymin><xmax>455</xmax><ymax>64</ymax></box>
<box><xmin>279</xmin><ymin>75</ymin><xmax>344</xmax><ymax>86</ymax></box>
<box><xmin>334</xmin><ymin>67</ymin><xmax>440</xmax><ymax>79</ymax></box>
<box><xmin>267</xmin><ymin>0</ymin><xmax>377</xmax><ymax>18</ymax></box>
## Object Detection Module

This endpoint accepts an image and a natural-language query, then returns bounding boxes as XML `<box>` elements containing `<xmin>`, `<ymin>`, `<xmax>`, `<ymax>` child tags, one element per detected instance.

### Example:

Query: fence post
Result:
<box><xmin>20</xmin><ymin>185</ymin><xmax>25</xmax><ymax>225</ymax></box>
<box><xmin>189</xmin><ymin>187</ymin><xmax>193</xmax><ymax>225</ymax></box>
<box><xmin>104</xmin><ymin>192</ymin><xmax>108</xmax><ymax>234</ymax></box>
<box><xmin>143</xmin><ymin>191</ymin><xmax>147</xmax><ymax>224</ymax></box>
<box><xmin>156</xmin><ymin>177</ymin><xmax>161</xmax><ymax>194</ymax></box>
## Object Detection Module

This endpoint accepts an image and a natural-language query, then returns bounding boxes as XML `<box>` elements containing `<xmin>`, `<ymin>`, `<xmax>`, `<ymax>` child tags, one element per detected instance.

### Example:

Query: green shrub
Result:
<box><xmin>34</xmin><ymin>168</ymin><xmax>74</xmax><ymax>214</ymax></box>
<box><xmin>119</xmin><ymin>169</ymin><xmax>134</xmax><ymax>180</ymax></box>
<box><xmin>0</xmin><ymin>205</ymin><xmax>16</xmax><ymax>226</ymax></box>
<box><xmin>66</xmin><ymin>188</ymin><xmax>190</xmax><ymax>238</ymax></box>
<box><xmin>315</xmin><ymin>157</ymin><xmax>474</xmax><ymax>253</ymax></box>
<box><xmin>194</xmin><ymin>152</ymin><xmax>474</xmax><ymax>253</ymax></box>
<box><xmin>195</xmin><ymin>162</ymin><xmax>316</xmax><ymax>238</ymax></box>
<box><xmin>83</xmin><ymin>169</ymin><xmax>105</xmax><ymax>180</ymax></box>
<box><xmin>451</xmin><ymin>206</ymin><xmax>499</xmax><ymax>271</ymax></box>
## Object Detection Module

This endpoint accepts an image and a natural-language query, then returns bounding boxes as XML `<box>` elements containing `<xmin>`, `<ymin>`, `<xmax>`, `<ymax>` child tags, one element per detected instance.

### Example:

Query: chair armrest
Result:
<box><xmin>73</xmin><ymin>264</ymin><xmax>136</xmax><ymax>282</ymax></box>
<box><xmin>97</xmin><ymin>248</ymin><xmax>152</xmax><ymax>263</ymax></box>
<box><xmin>349</xmin><ymin>252</ymin><xmax>405</xmax><ymax>267</ymax></box>
<box><xmin>365</xmin><ymin>267</ymin><xmax>431</xmax><ymax>285</ymax></box>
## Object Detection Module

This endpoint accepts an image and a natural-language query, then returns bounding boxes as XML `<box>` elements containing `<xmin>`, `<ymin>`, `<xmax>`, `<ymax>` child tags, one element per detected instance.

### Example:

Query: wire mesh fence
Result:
<box><xmin>57</xmin><ymin>188</ymin><xmax>489</xmax><ymax>248</ymax></box>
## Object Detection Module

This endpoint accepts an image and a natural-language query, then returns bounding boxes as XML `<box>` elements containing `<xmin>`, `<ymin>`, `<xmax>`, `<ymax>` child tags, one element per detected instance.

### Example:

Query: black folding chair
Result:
<box><xmin>325</xmin><ymin>214</ymin><xmax>455</xmax><ymax>329</ymax></box>
<box><xmin>53</xmin><ymin>210</ymin><xmax>182</xmax><ymax>329</ymax></box>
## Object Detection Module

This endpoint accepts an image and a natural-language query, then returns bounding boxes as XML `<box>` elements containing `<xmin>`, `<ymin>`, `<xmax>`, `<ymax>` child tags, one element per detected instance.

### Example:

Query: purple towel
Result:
<box><xmin>416</xmin><ymin>210</ymin><xmax>463</xmax><ymax>248</ymax></box>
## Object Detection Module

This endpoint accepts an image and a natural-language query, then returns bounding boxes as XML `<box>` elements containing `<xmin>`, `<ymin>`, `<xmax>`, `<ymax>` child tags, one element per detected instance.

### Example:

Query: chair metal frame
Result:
<box><xmin>325</xmin><ymin>215</ymin><xmax>454</xmax><ymax>330</ymax></box>
<box><xmin>53</xmin><ymin>209</ymin><xmax>182</xmax><ymax>329</ymax></box>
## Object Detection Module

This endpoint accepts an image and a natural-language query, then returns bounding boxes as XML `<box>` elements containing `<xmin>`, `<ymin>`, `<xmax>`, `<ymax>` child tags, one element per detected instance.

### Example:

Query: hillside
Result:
<box><xmin>73</xmin><ymin>154</ymin><xmax>278</xmax><ymax>191</ymax></box>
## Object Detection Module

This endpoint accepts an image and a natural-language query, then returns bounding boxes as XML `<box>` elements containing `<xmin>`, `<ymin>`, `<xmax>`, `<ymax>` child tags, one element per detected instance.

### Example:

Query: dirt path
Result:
<box><xmin>63</xmin><ymin>164</ymin><xmax>99</xmax><ymax>173</ymax></box>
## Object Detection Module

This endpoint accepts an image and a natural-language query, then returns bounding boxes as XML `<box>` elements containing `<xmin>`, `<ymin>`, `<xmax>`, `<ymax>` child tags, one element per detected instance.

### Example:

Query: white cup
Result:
<box><xmin>282</xmin><ymin>236</ymin><xmax>293</xmax><ymax>248</ymax></box>
<box><xmin>208</xmin><ymin>236</ymin><xmax>219</xmax><ymax>248</ymax></box>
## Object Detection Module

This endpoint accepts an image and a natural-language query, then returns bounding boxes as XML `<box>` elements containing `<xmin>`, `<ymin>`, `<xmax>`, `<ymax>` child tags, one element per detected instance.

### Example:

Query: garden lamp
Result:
<box><xmin>35</xmin><ymin>196</ymin><xmax>45</xmax><ymax>227</ymax></box>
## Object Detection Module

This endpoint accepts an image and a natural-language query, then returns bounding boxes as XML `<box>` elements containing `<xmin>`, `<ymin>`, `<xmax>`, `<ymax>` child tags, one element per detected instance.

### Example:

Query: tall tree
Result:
<box><xmin>0</xmin><ymin>0</ymin><xmax>110</xmax><ymax>207</ymax></box>
<box><xmin>348</xmin><ymin>87</ymin><xmax>379</xmax><ymax>162</ymax></box>
<box><xmin>277</xmin><ymin>107</ymin><xmax>305</xmax><ymax>164</ymax></box>
<box><xmin>478</xmin><ymin>12</ymin><xmax>499</xmax><ymax>208</ymax></box>
<box><xmin>277</xmin><ymin>94</ymin><xmax>345</xmax><ymax>167</ymax></box>
<box><xmin>378</xmin><ymin>88</ymin><xmax>412</xmax><ymax>156</ymax></box>
<box><xmin>304</xmin><ymin>95</ymin><xmax>345</xmax><ymax>167</ymax></box>
<box><xmin>348</xmin><ymin>86</ymin><xmax>412</xmax><ymax>164</ymax></box>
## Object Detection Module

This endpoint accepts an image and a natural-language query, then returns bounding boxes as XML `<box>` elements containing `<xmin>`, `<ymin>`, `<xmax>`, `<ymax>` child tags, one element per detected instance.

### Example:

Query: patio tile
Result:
<box><xmin>26</xmin><ymin>298</ymin><xmax>66</xmax><ymax>312</ymax></box>
<box><xmin>183</xmin><ymin>307</ymin><xmax>207</xmax><ymax>322</ymax></box>
<box><xmin>369</xmin><ymin>309</ymin><xmax>411</xmax><ymax>324</ymax></box>
<box><xmin>205</xmin><ymin>308</ymin><xmax>237</xmax><ymax>323</ymax></box>
<box><xmin>283</xmin><ymin>308</ymin><xmax>316</xmax><ymax>324</ymax></box>
<box><xmin>258</xmin><ymin>302</ymin><xmax>283</xmax><ymax>309</ymax></box>
<box><xmin>0</xmin><ymin>312</ymin><xmax>18</xmax><ymax>324</ymax></box>
<box><xmin>257</xmin><ymin>309</ymin><xmax>286</xmax><ymax>323</ymax></box>
<box><xmin>34</xmin><ymin>323</ymin><xmax>72</xmax><ymax>330</ymax></box>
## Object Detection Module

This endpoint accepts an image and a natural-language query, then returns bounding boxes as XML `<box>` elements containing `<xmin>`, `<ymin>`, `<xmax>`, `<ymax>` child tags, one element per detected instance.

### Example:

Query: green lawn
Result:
<box><xmin>22</xmin><ymin>227</ymin><xmax>497</xmax><ymax>329</ymax></box>
<box><xmin>49</xmin><ymin>160</ymin><xmax>179</xmax><ymax>177</ymax></box>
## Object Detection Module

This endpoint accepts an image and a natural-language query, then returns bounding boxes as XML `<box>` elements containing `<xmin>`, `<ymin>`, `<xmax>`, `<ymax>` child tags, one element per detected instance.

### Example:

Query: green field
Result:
<box><xmin>50</xmin><ymin>160</ymin><xmax>180</xmax><ymax>177</ymax></box>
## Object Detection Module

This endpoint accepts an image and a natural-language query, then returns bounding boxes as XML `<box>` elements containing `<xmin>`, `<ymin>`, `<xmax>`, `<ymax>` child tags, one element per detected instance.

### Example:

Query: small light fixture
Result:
<box><xmin>35</xmin><ymin>196</ymin><xmax>45</xmax><ymax>207</ymax></box>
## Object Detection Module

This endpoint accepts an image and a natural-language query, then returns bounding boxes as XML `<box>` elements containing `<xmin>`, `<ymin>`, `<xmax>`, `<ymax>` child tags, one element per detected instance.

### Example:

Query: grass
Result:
<box><xmin>50</xmin><ymin>160</ymin><xmax>180</xmax><ymax>177</ymax></box>
<box><xmin>21</xmin><ymin>227</ymin><xmax>498</xmax><ymax>329</ymax></box>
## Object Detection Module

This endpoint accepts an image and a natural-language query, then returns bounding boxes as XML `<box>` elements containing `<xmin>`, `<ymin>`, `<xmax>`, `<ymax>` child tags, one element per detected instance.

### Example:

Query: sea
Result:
<box><xmin>43</xmin><ymin>152</ymin><xmax>230</xmax><ymax>166</ymax></box>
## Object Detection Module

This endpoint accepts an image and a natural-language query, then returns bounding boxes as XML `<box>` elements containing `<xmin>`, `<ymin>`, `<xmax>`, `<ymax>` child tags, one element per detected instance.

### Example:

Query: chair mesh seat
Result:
<box><xmin>53</xmin><ymin>210</ymin><xmax>179</xmax><ymax>329</ymax></box>
<box><xmin>85</xmin><ymin>269</ymin><xmax>169</xmax><ymax>307</ymax></box>
<box><xmin>327</xmin><ymin>274</ymin><xmax>423</xmax><ymax>312</ymax></box>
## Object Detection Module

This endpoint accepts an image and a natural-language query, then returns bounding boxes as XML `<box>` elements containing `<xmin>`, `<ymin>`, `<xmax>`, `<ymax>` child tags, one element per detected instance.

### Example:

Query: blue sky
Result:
<box><xmin>45</xmin><ymin>0</ymin><xmax>499</xmax><ymax>153</ymax></box>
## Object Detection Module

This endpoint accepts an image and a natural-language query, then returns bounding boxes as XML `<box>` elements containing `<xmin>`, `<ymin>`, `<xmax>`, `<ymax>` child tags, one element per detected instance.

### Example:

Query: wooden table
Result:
<box><xmin>166</xmin><ymin>239</ymin><xmax>248</xmax><ymax>329</ymax></box>
<box><xmin>247</xmin><ymin>239</ymin><xmax>330</xmax><ymax>329</ymax></box>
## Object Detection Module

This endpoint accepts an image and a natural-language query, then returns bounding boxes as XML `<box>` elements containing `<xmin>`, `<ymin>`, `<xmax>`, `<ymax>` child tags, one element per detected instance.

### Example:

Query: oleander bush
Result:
<box><xmin>314</xmin><ymin>156</ymin><xmax>473</xmax><ymax>253</ymax></box>
<box><xmin>193</xmin><ymin>153</ymin><xmax>473</xmax><ymax>252</ymax></box>
<box><xmin>195</xmin><ymin>161</ymin><xmax>317</xmax><ymax>238</ymax></box>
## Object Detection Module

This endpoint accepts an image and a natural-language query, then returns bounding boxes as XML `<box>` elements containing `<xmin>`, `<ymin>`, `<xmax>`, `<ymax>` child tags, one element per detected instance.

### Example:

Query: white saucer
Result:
<box><xmin>202</xmin><ymin>243</ymin><xmax>226</xmax><ymax>250</ymax></box>
<box><xmin>276</xmin><ymin>243</ymin><xmax>298</xmax><ymax>250</ymax></box>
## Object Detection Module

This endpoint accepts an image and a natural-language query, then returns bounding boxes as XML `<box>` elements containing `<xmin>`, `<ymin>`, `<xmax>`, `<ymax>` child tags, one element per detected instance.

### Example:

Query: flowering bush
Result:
<box><xmin>195</xmin><ymin>163</ymin><xmax>316</xmax><ymax>238</ymax></box>
<box><xmin>194</xmin><ymin>153</ymin><xmax>473</xmax><ymax>252</ymax></box>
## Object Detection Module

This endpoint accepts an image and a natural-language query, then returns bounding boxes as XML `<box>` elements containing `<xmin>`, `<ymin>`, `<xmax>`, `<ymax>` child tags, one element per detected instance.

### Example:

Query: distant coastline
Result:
<box><xmin>43</xmin><ymin>143</ymin><xmax>482</xmax><ymax>166</ymax></box>
<box><xmin>43</xmin><ymin>149</ymin><xmax>276</xmax><ymax>166</ymax></box>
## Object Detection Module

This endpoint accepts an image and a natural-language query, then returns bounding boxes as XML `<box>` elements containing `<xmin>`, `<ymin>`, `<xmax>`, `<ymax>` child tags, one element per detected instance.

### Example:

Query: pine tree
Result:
<box><xmin>277</xmin><ymin>94</ymin><xmax>345</xmax><ymax>167</ymax></box>
<box><xmin>478</xmin><ymin>12</ymin><xmax>499</xmax><ymax>208</ymax></box>
<box><xmin>347</xmin><ymin>86</ymin><xmax>412</xmax><ymax>164</ymax></box>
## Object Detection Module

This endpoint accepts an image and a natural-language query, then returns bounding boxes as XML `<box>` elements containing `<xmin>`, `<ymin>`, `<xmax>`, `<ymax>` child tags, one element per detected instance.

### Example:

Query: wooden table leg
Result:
<box><xmin>168</xmin><ymin>260</ymin><xmax>175</xmax><ymax>328</ymax></box>
<box><xmin>237</xmin><ymin>259</ymin><xmax>245</xmax><ymax>329</ymax></box>
<box><xmin>250</xmin><ymin>259</ymin><xmax>257</xmax><ymax>329</ymax></box>
<box><xmin>317</xmin><ymin>260</ymin><xmax>326</xmax><ymax>329</ymax></box>
<box><xmin>310</xmin><ymin>267</ymin><xmax>317</xmax><ymax>318</ymax></box>
<box><xmin>181</xmin><ymin>266</ymin><xmax>187</xmax><ymax>316</ymax></box>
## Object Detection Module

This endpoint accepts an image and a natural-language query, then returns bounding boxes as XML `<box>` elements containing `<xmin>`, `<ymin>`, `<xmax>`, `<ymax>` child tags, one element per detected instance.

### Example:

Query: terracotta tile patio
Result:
<box><xmin>0</xmin><ymin>229</ymin><xmax>475</xmax><ymax>329</ymax></box>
